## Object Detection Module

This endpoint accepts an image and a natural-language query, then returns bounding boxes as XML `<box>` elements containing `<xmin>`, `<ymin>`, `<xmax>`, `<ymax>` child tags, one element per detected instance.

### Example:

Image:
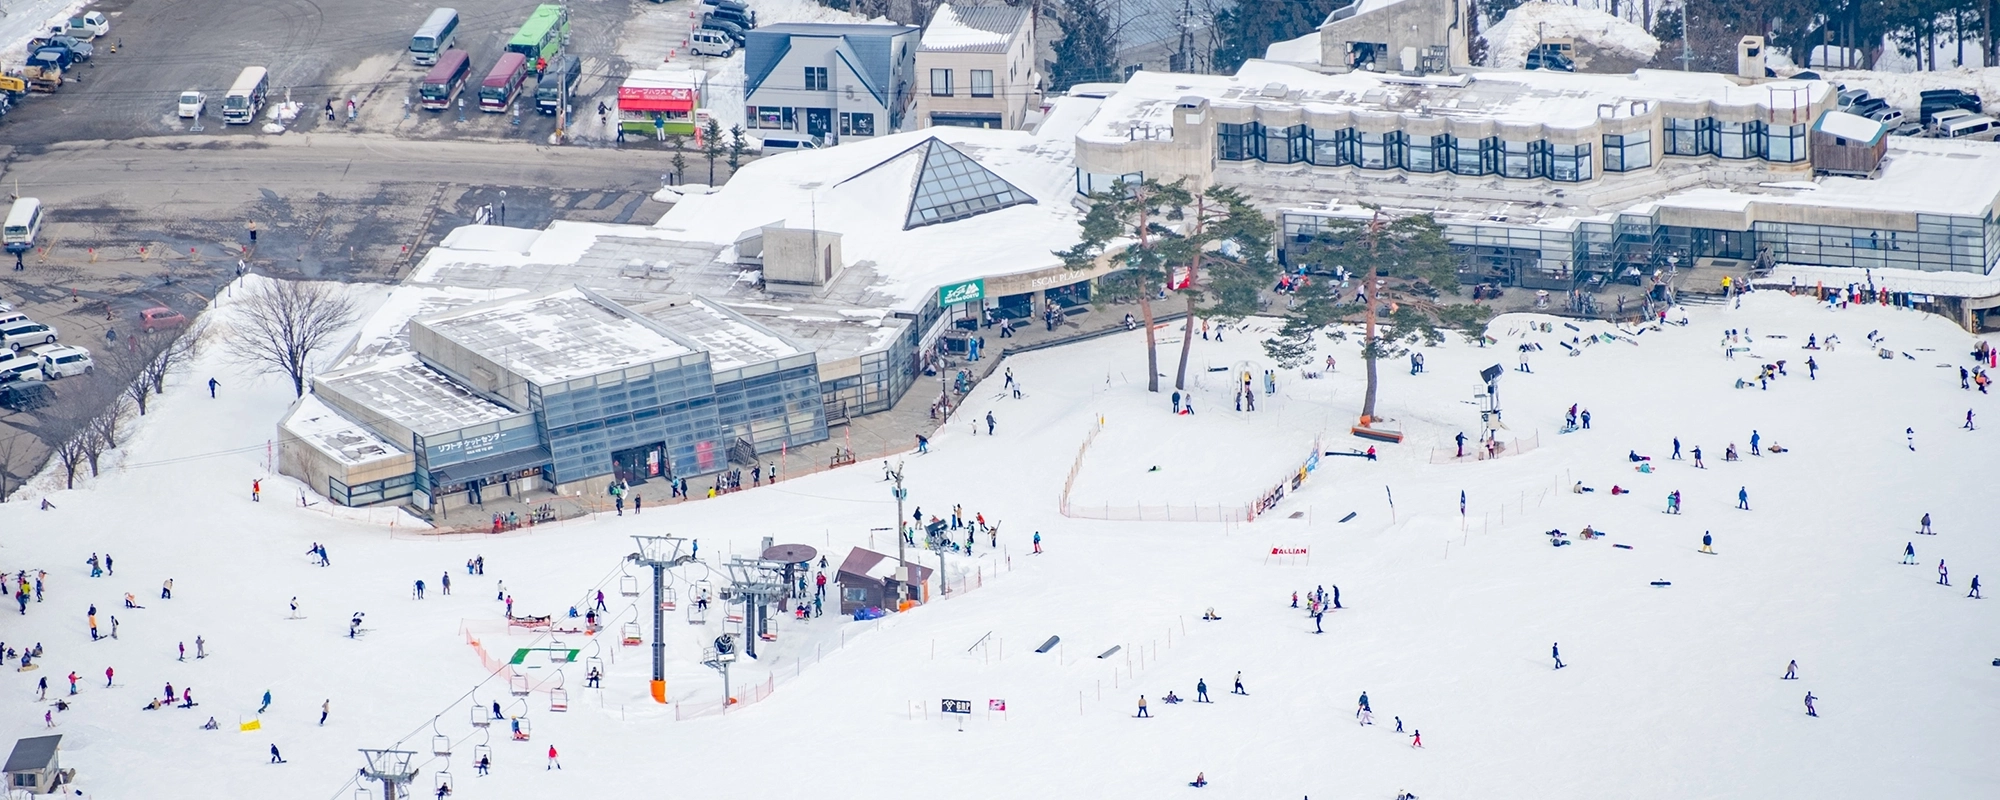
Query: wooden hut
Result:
<box><xmin>1811</xmin><ymin>110</ymin><xmax>1888</xmax><ymax>177</ymax></box>
<box><xmin>6</xmin><ymin>735</ymin><xmax>71</xmax><ymax>794</ymax></box>
<box><xmin>835</xmin><ymin>547</ymin><xmax>933</xmax><ymax>614</ymax></box>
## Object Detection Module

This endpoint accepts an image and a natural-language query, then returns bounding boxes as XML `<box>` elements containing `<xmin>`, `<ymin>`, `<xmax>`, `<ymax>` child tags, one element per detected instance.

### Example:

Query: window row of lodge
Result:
<box><xmin>1214</xmin><ymin>118</ymin><xmax>1812</xmax><ymax>181</ymax></box>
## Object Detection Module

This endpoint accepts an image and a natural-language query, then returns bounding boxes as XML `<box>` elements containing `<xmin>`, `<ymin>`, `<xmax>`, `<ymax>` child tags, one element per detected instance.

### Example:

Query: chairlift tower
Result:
<box><xmin>628</xmin><ymin>535</ymin><xmax>694</xmax><ymax>704</ymax></box>
<box><xmin>357</xmin><ymin>749</ymin><xmax>418</xmax><ymax>800</ymax></box>
<box><xmin>722</xmin><ymin>557</ymin><xmax>787</xmax><ymax>659</ymax></box>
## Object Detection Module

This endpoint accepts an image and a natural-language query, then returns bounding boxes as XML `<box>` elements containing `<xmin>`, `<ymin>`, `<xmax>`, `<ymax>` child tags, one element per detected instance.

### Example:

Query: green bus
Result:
<box><xmin>505</xmin><ymin>4</ymin><xmax>570</xmax><ymax>75</ymax></box>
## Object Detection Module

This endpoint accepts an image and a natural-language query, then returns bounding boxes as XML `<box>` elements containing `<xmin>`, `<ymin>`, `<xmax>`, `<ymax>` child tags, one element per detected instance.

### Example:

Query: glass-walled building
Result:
<box><xmin>284</xmin><ymin>286</ymin><xmax>831</xmax><ymax>512</ymax></box>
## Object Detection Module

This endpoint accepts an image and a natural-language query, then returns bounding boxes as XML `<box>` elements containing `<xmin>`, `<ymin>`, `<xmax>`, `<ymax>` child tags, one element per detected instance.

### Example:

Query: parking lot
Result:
<box><xmin>2</xmin><ymin>0</ymin><xmax>658</xmax><ymax>144</ymax></box>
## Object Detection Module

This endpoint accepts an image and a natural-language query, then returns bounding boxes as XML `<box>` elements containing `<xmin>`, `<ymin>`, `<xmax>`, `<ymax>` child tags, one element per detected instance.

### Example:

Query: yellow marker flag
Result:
<box><xmin>239</xmin><ymin>718</ymin><xmax>261</xmax><ymax>732</ymax></box>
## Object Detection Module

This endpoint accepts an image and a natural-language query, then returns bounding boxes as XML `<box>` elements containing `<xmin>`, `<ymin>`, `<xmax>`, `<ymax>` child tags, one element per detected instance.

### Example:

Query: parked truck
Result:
<box><xmin>65</xmin><ymin>12</ymin><xmax>110</xmax><ymax>40</ymax></box>
<box><xmin>23</xmin><ymin>54</ymin><xmax>64</xmax><ymax>93</ymax></box>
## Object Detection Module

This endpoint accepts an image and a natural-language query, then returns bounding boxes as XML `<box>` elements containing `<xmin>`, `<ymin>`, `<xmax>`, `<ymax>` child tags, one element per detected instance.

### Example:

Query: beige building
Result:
<box><xmin>913</xmin><ymin>3</ymin><xmax>1038</xmax><ymax>130</ymax></box>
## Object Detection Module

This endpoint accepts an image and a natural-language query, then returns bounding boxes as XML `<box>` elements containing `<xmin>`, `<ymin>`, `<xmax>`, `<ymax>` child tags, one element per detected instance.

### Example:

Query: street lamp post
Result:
<box><xmin>497</xmin><ymin>190</ymin><xmax>507</xmax><ymax>226</ymax></box>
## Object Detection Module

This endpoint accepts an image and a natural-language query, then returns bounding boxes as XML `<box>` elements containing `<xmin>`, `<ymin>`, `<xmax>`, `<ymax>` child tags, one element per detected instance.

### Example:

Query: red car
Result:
<box><xmin>140</xmin><ymin>307</ymin><xmax>186</xmax><ymax>332</ymax></box>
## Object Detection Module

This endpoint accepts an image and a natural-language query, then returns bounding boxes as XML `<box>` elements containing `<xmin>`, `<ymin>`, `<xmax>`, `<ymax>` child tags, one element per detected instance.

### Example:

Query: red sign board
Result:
<box><xmin>618</xmin><ymin>86</ymin><xmax>694</xmax><ymax>112</ymax></box>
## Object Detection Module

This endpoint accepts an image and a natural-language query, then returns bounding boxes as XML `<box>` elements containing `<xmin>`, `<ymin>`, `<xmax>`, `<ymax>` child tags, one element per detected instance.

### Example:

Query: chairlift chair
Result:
<box><xmin>619</xmin><ymin>574</ymin><xmax>640</xmax><ymax>597</ymax></box>
<box><xmin>473</xmin><ymin>743</ymin><xmax>492</xmax><ymax>766</ymax></box>
<box><xmin>469</xmin><ymin>703</ymin><xmax>490</xmax><ymax>727</ymax></box>
<box><xmin>686</xmin><ymin>599</ymin><xmax>707</xmax><ymax>625</ymax></box>
<box><xmin>547</xmin><ymin>639</ymin><xmax>566</xmax><ymax>663</ymax></box>
<box><xmin>508</xmin><ymin>671</ymin><xmax>530</xmax><ymax>696</ymax></box>
<box><xmin>432</xmin><ymin>734</ymin><xmax>451</xmax><ymax>757</ymax></box>
<box><xmin>354</xmin><ymin>787</ymin><xmax>371</xmax><ymax>800</ymax></box>
<box><xmin>434</xmin><ymin>768</ymin><xmax>453</xmax><ymax>794</ymax></box>
<box><xmin>661</xmin><ymin>586</ymin><xmax>677</xmax><ymax>610</ymax></box>
<box><xmin>621</xmin><ymin>621</ymin><xmax>643</xmax><ymax>646</ymax></box>
<box><xmin>509</xmin><ymin>715</ymin><xmax>532</xmax><ymax>741</ymax></box>
<box><xmin>549</xmin><ymin>687</ymin><xmax>569</xmax><ymax>712</ymax></box>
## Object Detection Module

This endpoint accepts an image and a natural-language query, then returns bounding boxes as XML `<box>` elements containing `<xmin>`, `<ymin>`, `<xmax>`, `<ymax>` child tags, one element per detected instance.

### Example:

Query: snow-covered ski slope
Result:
<box><xmin>1</xmin><ymin>285</ymin><xmax>1994</xmax><ymax>799</ymax></box>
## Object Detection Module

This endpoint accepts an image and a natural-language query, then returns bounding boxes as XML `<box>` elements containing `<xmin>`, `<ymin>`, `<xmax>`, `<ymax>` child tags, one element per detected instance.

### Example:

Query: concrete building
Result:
<box><xmin>913</xmin><ymin>3</ymin><xmax>1038</xmax><ymax>130</ymax></box>
<box><xmin>1318</xmin><ymin>0</ymin><xmax>1469</xmax><ymax>74</ymax></box>
<box><xmin>744</xmin><ymin>23</ymin><xmax>920</xmax><ymax>148</ymax></box>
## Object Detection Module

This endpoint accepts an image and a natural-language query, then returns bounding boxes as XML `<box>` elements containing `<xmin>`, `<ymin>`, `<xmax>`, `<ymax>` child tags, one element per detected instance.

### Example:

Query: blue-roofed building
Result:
<box><xmin>744</xmin><ymin>23</ymin><xmax>920</xmax><ymax>149</ymax></box>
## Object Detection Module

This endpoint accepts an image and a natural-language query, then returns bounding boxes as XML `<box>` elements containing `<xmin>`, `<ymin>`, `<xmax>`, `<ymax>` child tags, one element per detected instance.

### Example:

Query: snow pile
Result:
<box><xmin>1264</xmin><ymin>30</ymin><xmax>1321</xmax><ymax>64</ymax></box>
<box><xmin>1482</xmin><ymin>1</ymin><xmax>1660</xmax><ymax>69</ymax></box>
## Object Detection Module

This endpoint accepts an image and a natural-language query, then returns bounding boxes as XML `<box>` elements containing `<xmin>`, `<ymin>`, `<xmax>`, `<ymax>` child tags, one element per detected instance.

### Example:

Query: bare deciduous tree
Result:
<box><xmin>32</xmin><ymin>378</ymin><xmax>121</xmax><ymax>490</ymax></box>
<box><xmin>225</xmin><ymin>280</ymin><xmax>358</xmax><ymax>397</ymax></box>
<box><xmin>83</xmin><ymin>394</ymin><xmax>132</xmax><ymax>477</ymax></box>
<box><xmin>112</xmin><ymin>319</ymin><xmax>209</xmax><ymax>415</ymax></box>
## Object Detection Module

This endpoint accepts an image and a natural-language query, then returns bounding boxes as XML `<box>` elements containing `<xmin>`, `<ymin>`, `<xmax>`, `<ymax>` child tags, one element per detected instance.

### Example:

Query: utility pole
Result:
<box><xmin>628</xmin><ymin>536</ymin><xmax>693</xmax><ymax>704</ymax></box>
<box><xmin>357</xmin><ymin>749</ymin><xmax>417</xmax><ymax>800</ymax></box>
<box><xmin>888</xmin><ymin>460</ymin><xmax>908</xmax><ymax>606</ymax></box>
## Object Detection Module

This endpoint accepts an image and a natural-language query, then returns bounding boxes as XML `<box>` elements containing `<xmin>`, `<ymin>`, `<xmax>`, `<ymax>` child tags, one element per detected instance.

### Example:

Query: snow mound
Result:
<box><xmin>1482</xmin><ymin>2</ymin><xmax>1659</xmax><ymax>69</ymax></box>
<box><xmin>1264</xmin><ymin>30</ymin><xmax>1321</xmax><ymax>64</ymax></box>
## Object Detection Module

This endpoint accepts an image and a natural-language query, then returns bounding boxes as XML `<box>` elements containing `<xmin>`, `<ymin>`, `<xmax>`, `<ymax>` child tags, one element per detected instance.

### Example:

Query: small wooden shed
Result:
<box><xmin>6</xmin><ymin>734</ymin><xmax>70</xmax><ymax>794</ymax></box>
<box><xmin>835</xmin><ymin>547</ymin><xmax>933</xmax><ymax>615</ymax></box>
<box><xmin>1811</xmin><ymin>110</ymin><xmax>1888</xmax><ymax>177</ymax></box>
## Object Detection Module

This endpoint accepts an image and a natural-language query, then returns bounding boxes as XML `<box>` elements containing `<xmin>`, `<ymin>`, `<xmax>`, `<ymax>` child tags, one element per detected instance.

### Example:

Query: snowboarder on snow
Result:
<box><xmin>1903</xmin><ymin>543</ymin><xmax>1917</xmax><ymax>564</ymax></box>
<box><xmin>1803</xmin><ymin>692</ymin><xmax>1818</xmax><ymax>717</ymax></box>
<box><xmin>1700</xmin><ymin>532</ymin><xmax>1715</xmax><ymax>554</ymax></box>
<box><xmin>1939</xmin><ymin>560</ymin><xmax>1951</xmax><ymax>586</ymax></box>
<box><xmin>1232</xmin><ymin>672</ymin><xmax>1246</xmax><ymax>695</ymax></box>
<box><xmin>1196</xmin><ymin>680</ymin><xmax>1210</xmax><ymax>702</ymax></box>
<box><xmin>1552</xmin><ymin>642</ymin><xmax>1565</xmax><ymax>669</ymax></box>
<box><xmin>1136</xmin><ymin>696</ymin><xmax>1149</xmax><ymax>717</ymax></box>
<box><xmin>1783</xmin><ymin>660</ymin><xmax>1798</xmax><ymax>680</ymax></box>
<box><xmin>1970</xmin><ymin>575</ymin><xmax>1983</xmax><ymax>599</ymax></box>
<box><xmin>1920</xmin><ymin>513</ymin><xmax>1933</xmax><ymax>534</ymax></box>
<box><xmin>1750</xmin><ymin>431</ymin><xmax>1761</xmax><ymax>455</ymax></box>
<box><xmin>1737</xmin><ymin>487</ymin><xmax>1750</xmax><ymax>510</ymax></box>
<box><xmin>269</xmin><ymin>744</ymin><xmax>285</xmax><ymax>763</ymax></box>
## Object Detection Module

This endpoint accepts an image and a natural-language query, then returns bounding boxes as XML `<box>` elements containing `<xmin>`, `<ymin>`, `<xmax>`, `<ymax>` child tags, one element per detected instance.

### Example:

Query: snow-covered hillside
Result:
<box><xmin>0</xmin><ymin>282</ymin><xmax>1994</xmax><ymax>798</ymax></box>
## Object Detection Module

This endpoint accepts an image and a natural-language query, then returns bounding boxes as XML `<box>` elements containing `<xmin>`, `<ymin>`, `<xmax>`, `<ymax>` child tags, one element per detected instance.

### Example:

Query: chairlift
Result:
<box><xmin>548</xmin><ymin>671</ymin><xmax>569</xmax><ymax>712</ymax></box>
<box><xmin>547</xmin><ymin>640</ymin><xmax>567</xmax><ymax>663</ymax></box>
<box><xmin>432</xmin><ymin>734</ymin><xmax>451</xmax><ymax>757</ymax></box>
<box><xmin>469</xmin><ymin>702</ymin><xmax>490</xmax><ymax>727</ymax></box>
<box><xmin>621</xmin><ymin>621</ymin><xmax>643</xmax><ymax>646</ymax></box>
<box><xmin>473</xmin><ymin>742</ymin><xmax>492</xmax><ymax>767</ymax></box>
<box><xmin>432</xmin><ymin>756</ymin><xmax>452</xmax><ymax>794</ymax></box>
<box><xmin>661</xmin><ymin>586</ymin><xmax>678</xmax><ymax>610</ymax></box>
<box><xmin>509</xmin><ymin>714</ymin><xmax>532</xmax><ymax>741</ymax></box>
<box><xmin>508</xmin><ymin>671</ymin><xmax>530</xmax><ymax>696</ymax></box>
<box><xmin>354</xmin><ymin>787</ymin><xmax>371</xmax><ymax>800</ymax></box>
<box><xmin>585</xmin><ymin>655</ymin><xmax>604</xmax><ymax>676</ymax></box>
<box><xmin>619</xmin><ymin>574</ymin><xmax>640</xmax><ymax>597</ymax></box>
<box><xmin>686</xmin><ymin>599</ymin><xmax>707</xmax><ymax>625</ymax></box>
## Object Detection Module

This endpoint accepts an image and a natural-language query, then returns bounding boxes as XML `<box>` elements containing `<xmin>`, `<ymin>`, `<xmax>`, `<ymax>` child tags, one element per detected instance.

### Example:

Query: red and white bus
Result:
<box><xmin>418</xmin><ymin>49</ymin><xmax>471</xmax><ymax>110</ymax></box>
<box><xmin>478</xmin><ymin>52</ymin><xmax>528</xmax><ymax>113</ymax></box>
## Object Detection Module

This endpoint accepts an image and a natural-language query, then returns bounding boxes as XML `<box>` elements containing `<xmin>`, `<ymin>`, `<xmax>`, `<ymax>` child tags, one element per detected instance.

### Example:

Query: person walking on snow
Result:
<box><xmin>259</xmin><ymin>691</ymin><xmax>271</xmax><ymax>713</ymax></box>
<box><xmin>1358</xmin><ymin>691</ymin><xmax>1371</xmax><ymax>716</ymax></box>
<box><xmin>104</xmin><ymin>667</ymin><xmax>113</xmax><ymax>687</ymax></box>
<box><xmin>1410</xmin><ymin>730</ymin><xmax>1423</xmax><ymax>748</ymax></box>
<box><xmin>1672</xmin><ymin>438</ymin><xmax>1681</xmax><ymax>459</ymax></box>
<box><xmin>1552</xmin><ymin>642</ymin><xmax>1565</xmax><ymax>669</ymax></box>
<box><xmin>1903</xmin><ymin>542</ymin><xmax>1918</xmax><ymax>564</ymax></box>
<box><xmin>595</xmin><ymin>591</ymin><xmax>607</xmax><ymax>612</ymax></box>
<box><xmin>1970</xmin><ymin>575</ymin><xmax>1983</xmax><ymax>599</ymax></box>
<box><xmin>1359</xmin><ymin>708</ymin><xmax>1373</xmax><ymax>726</ymax></box>
<box><xmin>208</xmin><ymin>378</ymin><xmax>219</xmax><ymax>398</ymax></box>
<box><xmin>441</xmin><ymin>572</ymin><xmax>450</xmax><ymax>596</ymax></box>
<box><xmin>546</xmin><ymin>745</ymin><xmax>561</xmax><ymax>770</ymax></box>
<box><xmin>1783</xmin><ymin>660</ymin><xmax>1798</xmax><ymax>680</ymax></box>
<box><xmin>320</xmin><ymin>699</ymin><xmax>329</xmax><ymax>725</ymax></box>
<box><xmin>1692</xmin><ymin>447</ymin><xmax>1704</xmax><ymax>468</ymax></box>
<box><xmin>1032</xmin><ymin>532</ymin><xmax>1042</xmax><ymax>554</ymax></box>
<box><xmin>1737</xmin><ymin>487</ymin><xmax>1750</xmax><ymax>510</ymax></box>
<box><xmin>1806</xmin><ymin>356</ymin><xmax>1817</xmax><ymax>379</ymax></box>
<box><xmin>985</xmin><ymin>411</ymin><xmax>996</xmax><ymax>436</ymax></box>
<box><xmin>1938</xmin><ymin>560</ymin><xmax>1950</xmax><ymax>586</ymax></box>
<box><xmin>1967</xmin><ymin>409</ymin><xmax>1977</xmax><ymax>430</ymax></box>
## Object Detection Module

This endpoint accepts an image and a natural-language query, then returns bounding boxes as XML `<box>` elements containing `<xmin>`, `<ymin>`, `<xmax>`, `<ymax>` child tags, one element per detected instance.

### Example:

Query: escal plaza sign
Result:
<box><xmin>938</xmin><ymin>278</ymin><xmax>984</xmax><ymax>306</ymax></box>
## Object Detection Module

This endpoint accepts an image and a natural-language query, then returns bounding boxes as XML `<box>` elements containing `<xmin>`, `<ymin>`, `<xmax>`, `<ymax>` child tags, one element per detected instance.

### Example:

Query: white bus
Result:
<box><xmin>4</xmin><ymin>198</ymin><xmax>43</xmax><ymax>255</ymax></box>
<box><xmin>410</xmin><ymin>8</ymin><xmax>459</xmax><ymax>66</ymax></box>
<box><xmin>1942</xmin><ymin>114</ymin><xmax>1999</xmax><ymax>141</ymax></box>
<box><xmin>222</xmin><ymin>66</ymin><xmax>269</xmax><ymax>125</ymax></box>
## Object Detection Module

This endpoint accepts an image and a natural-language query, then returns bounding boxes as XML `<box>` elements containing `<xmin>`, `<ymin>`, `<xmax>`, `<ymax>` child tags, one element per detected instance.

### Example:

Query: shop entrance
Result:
<box><xmin>611</xmin><ymin>442</ymin><xmax>669</xmax><ymax>485</ymax></box>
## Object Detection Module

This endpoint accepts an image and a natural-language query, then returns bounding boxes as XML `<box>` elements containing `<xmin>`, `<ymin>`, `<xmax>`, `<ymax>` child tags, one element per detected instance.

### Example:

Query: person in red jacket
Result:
<box><xmin>546</xmin><ymin>745</ymin><xmax>560</xmax><ymax>770</ymax></box>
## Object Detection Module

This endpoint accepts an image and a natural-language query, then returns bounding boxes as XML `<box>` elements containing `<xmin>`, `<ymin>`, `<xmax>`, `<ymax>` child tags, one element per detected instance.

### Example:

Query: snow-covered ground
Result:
<box><xmin>1</xmin><ymin>284</ymin><xmax>1996</xmax><ymax>798</ymax></box>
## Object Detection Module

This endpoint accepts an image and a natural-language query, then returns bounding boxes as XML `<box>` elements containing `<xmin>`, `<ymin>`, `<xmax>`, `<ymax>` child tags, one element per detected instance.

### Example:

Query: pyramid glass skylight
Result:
<box><xmin>902</xmin><ymin>139</ymin><xmax>1036</xmax><ymax>229</ymax></box>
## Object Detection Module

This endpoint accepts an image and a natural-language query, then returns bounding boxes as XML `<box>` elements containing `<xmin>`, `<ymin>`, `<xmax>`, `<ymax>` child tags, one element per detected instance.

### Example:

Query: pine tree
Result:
<box><xmin>1056</xmin><ymin>178</ymin><xmax>1195</xmax><ymax>393</ymax></box>
<box><xmin>702</xmin><ymin>117</ymin><xmax>726</xmax><ymax>183</ymax></box>
<box><xmin>1052</xmin><ymin>0</ymin><xmax>1119</xmax><ymax>90</ymax></box>
<box><xmin>1212</xmin><ymin>0</ymin><xmax>1344</xmax><ymax>73</ymax></box>
<box><xmin>1262</xmin><ymin>211</ymin><xmax>1487</xmax><ymax>422</ymax></box>
<box><xmin>728</xmin><ymin>124</ymin><xmax>748</xmax><ymax>170</ymax></box>
<box><xmin>1171</xmin><ymin>186</ymin><xmax>1277</xmax><ymax>390</ymax></box>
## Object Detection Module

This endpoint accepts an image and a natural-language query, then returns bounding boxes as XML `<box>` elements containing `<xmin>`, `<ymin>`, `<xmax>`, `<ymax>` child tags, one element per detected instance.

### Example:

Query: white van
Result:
<box><xmin>4</xmin><ymin>199</ymin><xmax>42</xmax><ymax>256</ymax></box>
<box><xmin>690</xmin><ymin>28</ymin><xmax>735</xmax><ymax>57</ymax></box>
<box><xmin>0</xmin><ymin>350</ymin><xmax>43</xmax><ymax>383</ymax></box>
<box><xmin>178</xmin><ymin>90</ymin><xmax>206</xmax><ymax>118</ymax></box>
<box><xmin>1942</xmin><ymin>114</ymin><xmax>1998</xmax><ymax>141</ymax></box>
<box><xmin>35</xmin><ymin>344</ymin><xmax>93</xmax><ymax>378</ymax></box>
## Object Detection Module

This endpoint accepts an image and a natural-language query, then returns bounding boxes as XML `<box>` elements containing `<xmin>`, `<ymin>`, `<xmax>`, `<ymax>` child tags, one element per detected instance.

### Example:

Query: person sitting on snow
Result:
<box><xmin>1201</xmin><ymin>607</ymin><xmax>1221</xmax><ymax>621</ymax></box>
<box><xmin>1579</xmin><ymin>525</ymin><xmax>1597</xmax><ymax>540</ymax></box>
<box><xmin>201</xmin><ymin>717</ymin><xmax>220</xmax><ymax>730</ymax></box>
<box><xmin>1189</xmin><ymin>772</ymin><xmax>1208</xmax><ymax>788</ymax></box>
<box><xmin>1628</xmin><ymin>450</ymin><xmax>1651</xmax><ymax>462</ymax></box>
<box><xmin>1725</xmin><ymin>444</ymin><xmax>1739</xmax><ymax>461</ymax></box>
<box><xmin>1163</xmin><ymin>691</ymin><xmax>1183</xmax><ymax>704</ymax></box>
<box><xmin>1609</xmin><ymin>485</ymin><xmax>1627</xmax><ymax>496</ymax></box>
<box><xmin>1635</xmin><ymin>461</ymin><xmax>1653</xmax><ymax>473</ymax></box>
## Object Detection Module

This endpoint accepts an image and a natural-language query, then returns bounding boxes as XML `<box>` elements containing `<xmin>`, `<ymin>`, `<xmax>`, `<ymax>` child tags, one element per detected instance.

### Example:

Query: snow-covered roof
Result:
<box><xmin>1815</xmin><ymin>110</ymin><xmax>1886</xmax><ymax>144</ymax></box>
<box><xmin>920</xmin><ymin>3</ymin><xmax>1025</xmax><ymax>54</ymax></box>
<box><xmin>1264</xmin><ymin>31</ymin><xmax>1321</xmax><ymax>64</ymax></box>
<box><xmin>415</xmin><ymin>287</ymin><xmax>697</xmax><ymax>386</ymax></box>
<box><xmin>316</xmin><ymin>353</ymin><xmax>520</xmax><ymax>437</ymax></box>
<box><xmin>1758</xmin><ymin>264</ymin><xmax>2000</xmax><ymax>298</ymax></box>
<box><xmin>281</xmin><ymin>394</ymin><xmax>407</xmax><ymax>466</ymax></box>
<box><xmin>654</xmin><ymin>120</ymin><xmax>1085</xmax><ymax>312</ymax></box>
<box><xmin>1081</xmin><ymin>61</ymin><xmax>1830</xmax><ymax>144</ymax></box>
<box><xmin>631</xmin><ymin>296</ymin><xmax>804</xmax><ymax>371</ymax></box>
<box><xmin>623</xmin><ymin>67</ymin><xmax>705</xmax><ymax>91</ymax></box>
<box><xmin>1644</xmin><ymin>137</ymin><xmax>2000</xmax><ymax>218</ymax></box>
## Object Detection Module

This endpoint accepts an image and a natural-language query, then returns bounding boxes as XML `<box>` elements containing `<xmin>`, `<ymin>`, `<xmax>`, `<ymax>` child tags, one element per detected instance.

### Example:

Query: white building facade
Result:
<box><xmin>913</xmin><ymin>3</ymin><xmax>1038</xmax><ymax>130</ymax></box>
<box><xmin>744</xmin><ymin>23</ymin><xmax>920</xmax><ymax>148</ymax></box>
